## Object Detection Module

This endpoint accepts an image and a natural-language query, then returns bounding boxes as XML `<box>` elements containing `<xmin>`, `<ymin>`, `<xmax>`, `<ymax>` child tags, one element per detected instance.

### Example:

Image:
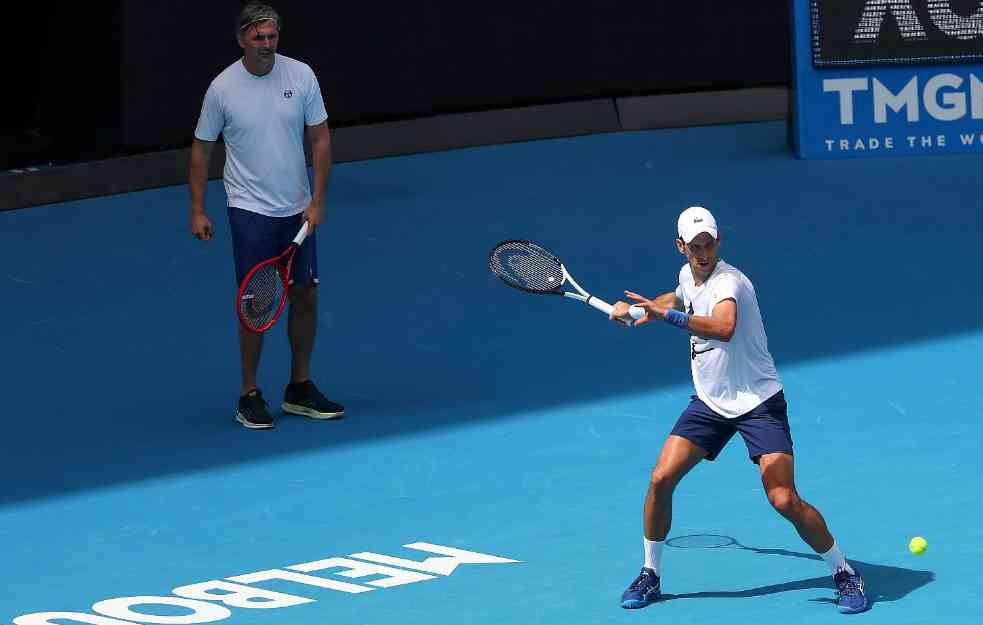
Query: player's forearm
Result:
<box><xmin>310</xmin><ymin>132</ymin><xmax>332</xmax><ymax>206</ymax></box>
<box><xmin>652</xmin><ymin>291</ymin><xmax>681</xmax><ymax>311</ymax></box>
<box><xmin>188</xmin><ymin>143</ymin><xmax>211</xmax><ymax>214</ymax></box>
<box><xmin>684</xmin><ymin>315</ymin><xmax>735</xmax><ymax>342</ymax></box>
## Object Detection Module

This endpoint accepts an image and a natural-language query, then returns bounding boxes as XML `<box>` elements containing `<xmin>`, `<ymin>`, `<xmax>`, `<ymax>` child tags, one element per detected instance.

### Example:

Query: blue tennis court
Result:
<box><xmin>1</xmin><ymin>120</ymin><xmax>978</xmax><ymax>623</ymax></box>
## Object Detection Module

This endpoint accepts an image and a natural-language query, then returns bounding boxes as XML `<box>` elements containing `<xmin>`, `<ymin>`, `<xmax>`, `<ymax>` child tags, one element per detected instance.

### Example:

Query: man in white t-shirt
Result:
<box><xmin>188</xmin><ymin>3</ymin><xmax>344</xmax><ymax>429</ymax></box>
<box><xmin>611</xmin><ymin>206</ymin><xmax>868</xmax><ymax>614</ymax></box>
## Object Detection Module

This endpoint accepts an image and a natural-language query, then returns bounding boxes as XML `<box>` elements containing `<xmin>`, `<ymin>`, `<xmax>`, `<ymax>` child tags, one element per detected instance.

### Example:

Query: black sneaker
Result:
<box><xmin>282</xmin><ymin>380</ymin><xmax>345</xmax><ymax>419</ymax></box>
<box><xmin>236</xmin><ymin>389</ymin><xmax>274</xmax><ymax>429</ymax></box>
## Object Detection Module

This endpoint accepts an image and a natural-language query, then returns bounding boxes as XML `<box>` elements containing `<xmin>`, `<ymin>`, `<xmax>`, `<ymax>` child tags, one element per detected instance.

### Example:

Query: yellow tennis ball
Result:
<box><xmin>908</xmin><ymin>536</ymin><xmax>928</xmax><ymax>555</ymax></box>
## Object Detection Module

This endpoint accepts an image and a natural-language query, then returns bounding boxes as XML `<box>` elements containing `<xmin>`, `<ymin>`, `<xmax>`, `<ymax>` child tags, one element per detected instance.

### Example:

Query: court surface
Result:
<box><xmin>2</xmin><ymin>121</ymin><xmax>979</xmax><ymax>624</ymax></box>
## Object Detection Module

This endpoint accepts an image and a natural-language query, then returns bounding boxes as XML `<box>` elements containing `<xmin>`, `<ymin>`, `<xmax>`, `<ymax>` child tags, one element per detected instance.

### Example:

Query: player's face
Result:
<box><xmin>239</xmin><ymin>21</ymin><xmax>279</xmax><ymax>73</ymax></box>
<box><xmin>678</xmin><ymin>232</ymin><xmax>720</xmax><ymax>280</ymax></box>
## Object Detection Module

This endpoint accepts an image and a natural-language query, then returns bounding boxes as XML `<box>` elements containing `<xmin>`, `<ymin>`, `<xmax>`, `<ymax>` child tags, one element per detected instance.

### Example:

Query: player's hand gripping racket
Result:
<box><xmin>488</xmin><ymin>240</ymin><xmax>645</xmax><ymax>326</ymax></box>
<box><xmin>236</xmin><ymin>221</ymin><xmax>310</xmax><ymax>333</ymax></box>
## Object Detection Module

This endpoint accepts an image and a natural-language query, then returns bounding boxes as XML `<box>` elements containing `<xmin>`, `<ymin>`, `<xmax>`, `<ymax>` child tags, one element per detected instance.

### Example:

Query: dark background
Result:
<box><xmin>7</xmin><ymin>1</ymin><xmax>790</xmax><ymax>170</ymax></box>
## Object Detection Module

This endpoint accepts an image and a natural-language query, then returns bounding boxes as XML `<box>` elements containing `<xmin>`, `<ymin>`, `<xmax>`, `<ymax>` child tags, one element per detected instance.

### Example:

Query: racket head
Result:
<box><xmin>236</xmin><ymin>251</ymin><xmax>295</xmax><ymax>332</ymax></box>
<box><xmin>488</xmin><ymin>240</ymin><xmax>566</xmax><ymax>294</ymax></box>
<box><xmin>665</xmin><ymin>534</ymin><xmax>737</xmax><ymax>549</ymax></box>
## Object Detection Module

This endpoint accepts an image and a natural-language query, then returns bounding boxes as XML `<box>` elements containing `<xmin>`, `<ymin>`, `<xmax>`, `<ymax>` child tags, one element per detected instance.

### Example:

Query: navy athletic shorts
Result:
<box><xmin>670</xmin><ymin>390</ymin><xmax>793</xmax><ymax>463</ymax></box>
<box><xmin>227</xmin><ymin>207</ymin><xmax>318</xmax><ymax>287</ymax></box>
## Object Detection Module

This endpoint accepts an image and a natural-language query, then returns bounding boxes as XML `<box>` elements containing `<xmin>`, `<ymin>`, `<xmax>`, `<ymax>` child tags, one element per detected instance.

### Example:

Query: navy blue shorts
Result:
<box><xmin>670</xmin><ymin>390</ymin><xmax>793</xmax><ymax>463</ymax></box>
<box><xmin>227</xmin><ymin>207</ymin><xmax>318</xmax><ymax>287</ymax></box>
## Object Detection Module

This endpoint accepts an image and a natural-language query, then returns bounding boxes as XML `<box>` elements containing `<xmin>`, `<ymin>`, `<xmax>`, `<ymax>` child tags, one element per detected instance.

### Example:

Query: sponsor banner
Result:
<box><xmin>790</xmin><ymin>0</ymin><xmax>983</xmax><ymax>158</ymax></box>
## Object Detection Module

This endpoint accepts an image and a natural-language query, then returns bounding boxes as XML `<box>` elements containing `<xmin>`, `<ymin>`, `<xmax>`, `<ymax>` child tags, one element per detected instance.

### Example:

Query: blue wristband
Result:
<box><xmin>664</xmin><ymin>309</ymin><xmax>689</xmax><ymax>329</ymax></box>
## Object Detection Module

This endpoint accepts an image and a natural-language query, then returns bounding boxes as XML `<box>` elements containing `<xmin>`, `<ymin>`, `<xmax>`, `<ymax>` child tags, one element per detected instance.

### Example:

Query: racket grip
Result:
<box><xmin>293</xmin><ymin>221</ymin><xmax>310</xmax><ymax>246</ymax></box>
<box><xmin>588</xmin><ymin>297</ymin><xmax>635</xmax><ymax>326</ymax></box>
<box><xmin>587</xmin><ymin>297</ymin><xmax>614</xmax><ymax>316</ymax></box>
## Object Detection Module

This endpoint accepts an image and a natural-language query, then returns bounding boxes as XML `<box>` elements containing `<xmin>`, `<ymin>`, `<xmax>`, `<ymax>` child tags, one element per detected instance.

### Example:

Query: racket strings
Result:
<box><xmin>488</xmin><ymin>241</ymin><xmax>564</xmax><ymax>293</ymax></box>
<box><xmin>239</xmin><ymin>263</ymin><xmax>285</xmax><ymax>329</ymax></box>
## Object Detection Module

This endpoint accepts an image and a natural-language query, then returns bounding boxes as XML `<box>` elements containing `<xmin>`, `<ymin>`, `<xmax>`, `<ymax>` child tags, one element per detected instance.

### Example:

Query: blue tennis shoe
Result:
<box><xmin>834</xmin><ymin>567</ymin><xmax>869</xmax><ymax>614</ymax></box>
<box><xmin>621</xmin><ymin>567</ymin><xmax>661</xmax><ymax>609</ymax></box>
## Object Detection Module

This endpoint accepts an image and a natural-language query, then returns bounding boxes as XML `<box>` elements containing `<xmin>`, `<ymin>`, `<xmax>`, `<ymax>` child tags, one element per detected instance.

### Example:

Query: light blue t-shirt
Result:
<box><xmin>195</xmin><ymin>54</ymin><xmax>329</xmax><ymax>217</ymax></box>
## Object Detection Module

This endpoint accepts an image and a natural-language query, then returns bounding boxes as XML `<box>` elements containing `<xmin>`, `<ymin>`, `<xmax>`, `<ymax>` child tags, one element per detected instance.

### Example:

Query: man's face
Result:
<box><xmin>239</xmin><ymin>20</ymin><xmax>279</xmax><ymax>71</ymax></box>
<box><xmin>677</xmin><ymin>232</ymin><xmax>720</xmax><ymax>280</ymax></box>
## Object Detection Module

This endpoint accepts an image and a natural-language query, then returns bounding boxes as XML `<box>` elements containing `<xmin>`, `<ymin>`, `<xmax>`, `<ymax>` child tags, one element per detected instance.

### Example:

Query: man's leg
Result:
<box><xmin>758</xmin><ymin>452</ymin><xmax>833</xmax><ymax>553</ymax></box>
<box><xmin>645</xmin><ymin>435</ymin><xmax>707</xmax><ymax>541</ymax></box>
<box><xmin>281</xmin><ymin>283</ymin><xmax>344</xmax><ymax>419</ymax></box>
<box><xmin>622</xmin><ymin>435</ymin><xmax>706</xmax><ymax>609</ymax></box>
<box><xmin>234</xmin><ymin>322</ymin><xmax>274</xmax><ymax>429</ymax></box>
<box><xmin>758</xmin><ymin>452</ymin><xmax>869</xmax><ymax>614</ymax></box>
<box><xmin>287</xmin><ymin>283</ymin><xmax>317</xmax><ymax>383</ymax></box>
<box><xmin>239</xmin><ymin>322</ymin><xmax>264</xmax><ymax>395</ymax></box>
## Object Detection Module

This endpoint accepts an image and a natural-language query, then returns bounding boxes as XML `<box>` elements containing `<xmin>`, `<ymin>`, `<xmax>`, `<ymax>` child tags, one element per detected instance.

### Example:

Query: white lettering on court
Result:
<box><xmin>9</xmin><ymin>542</ymin><xmax>521</xmax><ymax>624</ymax></box>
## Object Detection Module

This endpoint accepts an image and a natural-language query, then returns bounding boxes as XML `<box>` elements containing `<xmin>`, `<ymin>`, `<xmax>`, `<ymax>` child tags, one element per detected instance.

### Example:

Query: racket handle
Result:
<box><xmin>588</xmin><ymin>297</ymin><xmax>635</xmax><ymax>326</ymax></box>
<box><xmin>293</xmin><ymin>221</ymin><xmax>311</xmax><ymax>246</ymax></box>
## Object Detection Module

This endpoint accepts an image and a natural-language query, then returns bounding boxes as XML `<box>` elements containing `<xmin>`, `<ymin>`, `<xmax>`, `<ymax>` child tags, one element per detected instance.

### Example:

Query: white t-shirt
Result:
<box><xmin>675</xmin><ymin>260</ymin><xmax>782</xmax><ymax>418</ymax></box>
<box><xmin>194</xmin><ymin>54</ymin><xmax>329</xmax><ymax>217</ymax></box>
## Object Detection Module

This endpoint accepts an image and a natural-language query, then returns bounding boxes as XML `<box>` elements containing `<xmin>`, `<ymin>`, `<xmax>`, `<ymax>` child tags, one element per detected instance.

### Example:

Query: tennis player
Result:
<box><xmin>188</xmin><ymin>3</ymin><xmax>344</xmax><ymax>429</ymax></box>
<box><xmin>610</xmin><ymin>206</ymin><xmax>868</xmax><ymax>614</ymax></box>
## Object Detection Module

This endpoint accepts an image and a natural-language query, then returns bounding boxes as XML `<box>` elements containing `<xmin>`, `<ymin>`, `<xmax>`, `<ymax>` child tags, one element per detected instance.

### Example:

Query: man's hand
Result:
<box><xmin>610</xmin><ymin>290</ymin><xmax>666</xmax><ymax>326</ymax></box>
<box><xmin>303</xmin><ymin>201</ymin><xmax>325</xmax><ymax>230</ymax></box>
<box><xmin>191</xmin><ymin>211</ymin><xmax>214</xmax><ymax>241</ymax></box>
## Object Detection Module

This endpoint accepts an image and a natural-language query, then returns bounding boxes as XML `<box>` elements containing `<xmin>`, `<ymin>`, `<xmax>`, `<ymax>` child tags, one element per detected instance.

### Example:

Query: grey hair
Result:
<box><xmin>236</xmin><ymin>3</ymin><xmax>282</xmax><ymax>36</ymax></box>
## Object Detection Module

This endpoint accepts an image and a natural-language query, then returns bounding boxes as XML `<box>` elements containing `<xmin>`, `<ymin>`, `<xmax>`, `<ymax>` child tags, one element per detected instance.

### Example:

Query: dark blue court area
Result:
<box><xmin>1</xmin><ymin>121</ymin><xmax>978</xmax><ymax>623</ymax></box>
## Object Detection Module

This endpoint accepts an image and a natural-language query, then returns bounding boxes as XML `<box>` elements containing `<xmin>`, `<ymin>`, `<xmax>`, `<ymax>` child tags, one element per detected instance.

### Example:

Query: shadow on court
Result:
<box><xmin>2</xmin><ymin>122</ymin><xmax>983</xmax><ymax>506</ymax></box>
<box><xmin>661</xmin><ymin>543</ymin><xmax>934</xmax><ymax>608</ymax></box>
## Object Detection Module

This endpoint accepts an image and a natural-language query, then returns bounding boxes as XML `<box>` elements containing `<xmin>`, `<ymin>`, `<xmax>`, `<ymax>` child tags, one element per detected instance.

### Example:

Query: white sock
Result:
<box><xmin>820</xmin><ymin>541</ymin><xmax>854</xmax><ymax>575</ymax></box>
<box><xmin>643</xmin><ymin>537</ymin><xmax>664</xmax><ymax>575</ymax></box>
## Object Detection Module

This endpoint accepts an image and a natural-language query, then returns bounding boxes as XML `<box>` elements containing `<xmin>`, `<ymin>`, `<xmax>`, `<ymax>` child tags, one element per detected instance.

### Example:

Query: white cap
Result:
<box><xmin>677</xmin><ymin>206</ymin><xmax>718</xmax><ymax>244</ymax></box>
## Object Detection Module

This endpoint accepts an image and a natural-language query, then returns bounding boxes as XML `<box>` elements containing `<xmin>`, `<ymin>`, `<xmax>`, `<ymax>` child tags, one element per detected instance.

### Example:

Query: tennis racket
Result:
<box><xmin>236</xmin><ymin>221</ymin><xmax>310</xmax><ymax>333</ymax></box>
<box><xmin>488</xmin><ymin>240</ymin><xmax>645</xmax><ymax>326</ymax></box>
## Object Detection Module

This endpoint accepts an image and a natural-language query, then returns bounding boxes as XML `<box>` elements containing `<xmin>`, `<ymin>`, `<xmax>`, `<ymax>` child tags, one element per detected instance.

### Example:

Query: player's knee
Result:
<box><xmin>767</xmin><ymin>487</ymin><xmax>801</xmax><ymax>518</ymax></box>
<box><xmin>649</xmin><ymin>468</ymin><xmax>679</xmax><ymax>495</ymax></box>
<box><xmin>288</xmin><ymin>283</ymin><xmax>317</xmax><ymax>306</ymax></box>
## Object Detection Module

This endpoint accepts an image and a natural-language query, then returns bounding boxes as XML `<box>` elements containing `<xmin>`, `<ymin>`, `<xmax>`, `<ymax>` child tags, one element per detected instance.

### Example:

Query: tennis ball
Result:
<box><xmin>908</xmin><ymin>536</ymin><xmax>928</xmax><ymax>555</ymax></box>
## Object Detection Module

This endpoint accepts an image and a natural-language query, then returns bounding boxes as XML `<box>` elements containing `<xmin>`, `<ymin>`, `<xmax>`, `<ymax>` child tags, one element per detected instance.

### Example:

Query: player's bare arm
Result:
<box><xmin>304</xmin><ymin>120</ymin><xmax>332</xmax><ymax>229</ymax></box>
<box><xmin>686</xmin><ymin>297</ymin><xmax>737</xmax><ymax>342</ymax></box>
<box><xmin>189</xmin><ymin>138</ymin><xmax>216</xmax><ymax>240</ymax></box>
<box><xmin>616</xmin><ymin>292</ymin><xmax>735</xmax><ymax>340</ymax></box>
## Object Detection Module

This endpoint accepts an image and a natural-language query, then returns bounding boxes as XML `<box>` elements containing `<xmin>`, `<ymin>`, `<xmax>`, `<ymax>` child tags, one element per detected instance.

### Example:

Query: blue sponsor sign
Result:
<box><xmin>790</xmin><ymin>0</ymin><xmax>983</xmax><ymax>158</ymax></box>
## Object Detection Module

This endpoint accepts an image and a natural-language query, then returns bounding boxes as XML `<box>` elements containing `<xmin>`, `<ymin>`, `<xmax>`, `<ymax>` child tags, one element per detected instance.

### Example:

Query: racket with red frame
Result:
<box><xmin>236</xmin><ymin>221</ymin><xmax>310</xmax><ymax>333</ymax></box>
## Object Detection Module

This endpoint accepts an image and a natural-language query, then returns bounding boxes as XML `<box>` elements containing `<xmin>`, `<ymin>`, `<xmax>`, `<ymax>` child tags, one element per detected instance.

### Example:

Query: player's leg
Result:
<box><xmin>280</xmin><ymin>221</ymin><xmax>344</xmax><ymax>419</ymax></box>
<box><xmin>758</xmin><ymin>452</ymin><xmax>868</xmax><ymax>613</ymax></box>
<box><xmin>227</xmin><ymin>206</ymin><xmax>278</xmax><ymax>429</ymax></box>
<box><xmin>644</xmin><ymin>434</ymin><xmax>707</xmax><ymax>541</ymax></box>
<box><xmin>621</xmin><ymin>434</ymin><xmax>705</xmax><ymax>609</ymax></box>
<box><xmin>238</xmin><ymin>324</ymin><xmax>264</xmax><ymax>395</ymax></box>
<box><xmin>287</xmin><ymin>282</ymin><xmax>317</xmax><ymax>384</ymax></box>
<box><xmin>622</xmin><ymin>396</ymin><xmax>733</xmax><ymax>609</ymax></box>
<box><xmin>758</xmin><ymin>452</ymin><xmax>833</xmax><ymax>553</ymax></box>
<box><xmin>740</xmin><ymin>391</ymin><xmax>868</xmax><ymax>614</ymax></box>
